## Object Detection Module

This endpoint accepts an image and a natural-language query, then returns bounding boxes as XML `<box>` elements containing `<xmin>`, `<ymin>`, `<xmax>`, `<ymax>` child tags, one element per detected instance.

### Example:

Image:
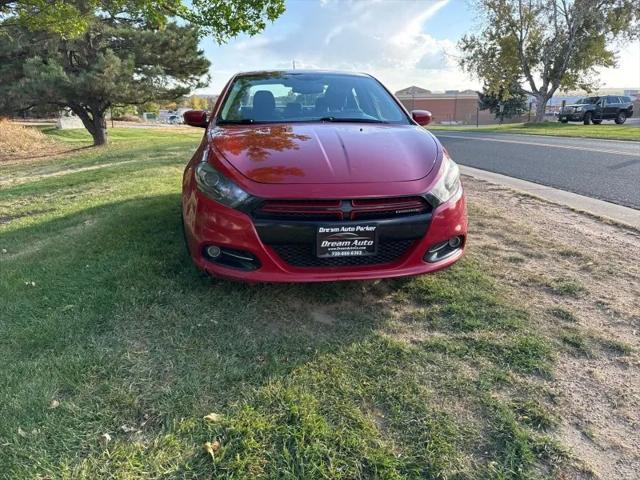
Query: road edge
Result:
<box><xmin>429</xmin><ymin>128</ymin><xmax>640</xmax><ymax>144</ymax></box>
<box><xmin>461</xmin><ymin>165</ymin><xmax>640</xmax><ymax>230</ymax></box>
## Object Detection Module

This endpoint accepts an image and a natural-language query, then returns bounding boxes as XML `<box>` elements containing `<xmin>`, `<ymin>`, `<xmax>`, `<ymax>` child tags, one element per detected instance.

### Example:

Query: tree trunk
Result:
<box><xmin>68</xmin><ymin>103</ymin><xmax>108</xmax><ymax>146</ymax></box>
<box><xmin>533</xmin><ymin>95</ymin><xmax>549</xmax><ymax>123</ymax></box>
<box><xmin>90</xmin><ymin>112</ymin><xmax>108</xmax><ymax>146</ymax></box>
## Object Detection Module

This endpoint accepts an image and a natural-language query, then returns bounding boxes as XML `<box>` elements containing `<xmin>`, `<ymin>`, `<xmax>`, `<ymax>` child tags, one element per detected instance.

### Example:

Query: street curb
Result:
<box><xmin>430</xmin><ymin>129</ymin><xmax>640</xmax><ymax>144</ymax></box>
<box><xmin>460</xmin><ymin>165</ymin><xmax>640</xmax><ymax>230</ymax></box>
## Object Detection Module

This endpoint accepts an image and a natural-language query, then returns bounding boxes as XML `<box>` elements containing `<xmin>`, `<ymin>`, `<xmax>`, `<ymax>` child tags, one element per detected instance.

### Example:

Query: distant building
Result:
<box><xmin>395</xmin><ymin>86</ymin><xmax>431</xmax><ymax>96</ymax></box>
<box><xmin>56</xmin><ymin>113</ymin><xmax>83</xmax><ymax>129</ymax></box>
<box><xmin>394</xmin><ymin>88</ymin><xmax>514</xmax><ymax>125</ymax></box>
<box><xmin>395</xmin><ymin>85</ymin><xmax>640</xmax><ymax>124</ymax></box>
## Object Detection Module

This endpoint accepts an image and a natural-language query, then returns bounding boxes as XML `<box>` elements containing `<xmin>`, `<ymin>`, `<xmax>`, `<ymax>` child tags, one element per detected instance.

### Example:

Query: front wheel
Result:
<box><xmin>583</xmin><ymin>112</ymin><xmax>592</xmax><ymax>125</ymax></box>
<box><xmin>615</xmin><ymin>111</ymin><xmax>627</xmax><ymax>124</ymax></box>
<box><xmin>560</xmin><ymin>118</ymin><xmax>569</xmax><ymax>123</ymax></box>
<box><xmin>592</xmin><ymin>120</ymin><xmax>602</xmax><ymax>125</ymax></box>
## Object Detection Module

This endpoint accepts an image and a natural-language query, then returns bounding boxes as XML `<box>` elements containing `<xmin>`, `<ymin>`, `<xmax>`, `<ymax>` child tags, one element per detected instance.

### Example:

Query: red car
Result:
<box><xmin>182</xmin><ymin>71</ymin><xmax>467</xmax><ymax>282</ymax></box>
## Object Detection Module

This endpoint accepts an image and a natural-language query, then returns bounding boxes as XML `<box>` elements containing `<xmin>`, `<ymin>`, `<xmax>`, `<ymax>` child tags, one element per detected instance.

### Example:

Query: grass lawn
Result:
<box><xmin>1</xmin><ymin>128</ymin><xmax>564</xmax><ymax>478</ymax></box>
<box><xmin>428</xmin><ymin>121</ymin><xmax>640</xmax><ymax>141</ymax></box>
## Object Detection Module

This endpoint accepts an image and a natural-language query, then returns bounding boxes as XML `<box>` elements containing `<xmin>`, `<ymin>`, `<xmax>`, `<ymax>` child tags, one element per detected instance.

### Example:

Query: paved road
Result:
<box><xmin>433</xmin><ymin>132</ymin><xmax>640</xmax><ymax>209</ymax></box>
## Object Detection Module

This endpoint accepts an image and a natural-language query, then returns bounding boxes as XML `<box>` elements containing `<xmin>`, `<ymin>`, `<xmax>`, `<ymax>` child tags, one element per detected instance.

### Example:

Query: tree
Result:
<box><xmin>161</xmin><ymin>101</ymin><xmax>178</xmax><ymax>111</ymax></box>
<box><xmin>0</xmin><ymin>21</ymin><xmax>209</xmax><ymax>145</ymax></box>
<box><xmin>140</xmin><ymin>102</ymin><xmax>161</xmax><ymax>115</ymax></box>
<box><xmin>478</xmin><ymin>84</ymin><xmax>529</xmax><ymax>120</ymax></box>
<box><xmin>0</xmin><ymin>0</ymin><xmax>285</xmax><ymax>145</ymax></box>
<box><xmin>189</xmin><ymin>95</ymin><xmax>207</xmax><ymax>110</ymax></box>
<box><xmin>459</xmin><ymin>0</ymin><xmax>639</xmax><ymax>122</ymax></box>
<box><xmin>0</xmin><ymin>1</ymin><xmax>286</xmax><ymax>40</ymax></box>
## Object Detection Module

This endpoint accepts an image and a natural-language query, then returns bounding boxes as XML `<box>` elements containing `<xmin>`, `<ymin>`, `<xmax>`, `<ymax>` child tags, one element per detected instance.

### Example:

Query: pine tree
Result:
<box><xmin>0</xmin><ymin>0</ymin><xmax>285</xmax><ymax>145</ymax></box>
<box><xmin>0</xmin><ymin>22</ymin><xmax>208</xmax><ymax>145</ymax></box>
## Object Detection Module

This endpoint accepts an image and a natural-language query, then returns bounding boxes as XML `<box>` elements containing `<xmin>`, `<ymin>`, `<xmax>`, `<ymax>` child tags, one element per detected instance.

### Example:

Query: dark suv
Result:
<box><xmin>559</xmin><ymin>95</ymin><xmax>634</xmax><ymax>125</ymax></box>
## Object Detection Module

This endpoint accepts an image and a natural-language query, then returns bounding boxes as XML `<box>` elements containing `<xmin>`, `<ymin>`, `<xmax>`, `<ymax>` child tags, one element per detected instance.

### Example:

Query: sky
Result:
<box><xmin>197</xmin><ymin>0</ymin><xmax>640</xmax><ymax>95</ymax></box>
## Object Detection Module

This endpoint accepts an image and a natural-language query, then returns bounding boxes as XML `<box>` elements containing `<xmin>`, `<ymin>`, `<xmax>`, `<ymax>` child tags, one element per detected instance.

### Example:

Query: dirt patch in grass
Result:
<box><xmin>463</xmin><ymin>176</ymin><xmax>640</xmax><ymax>479</ymax></box>
<box><xmin>0</xmin><ymin>120</ymin><xmax>77</xmax><ymax>163</ymax></box>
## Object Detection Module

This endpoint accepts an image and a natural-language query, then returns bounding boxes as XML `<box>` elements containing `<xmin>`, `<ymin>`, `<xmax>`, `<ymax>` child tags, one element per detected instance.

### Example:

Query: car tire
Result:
<box><xmin>592</xmin><ymin>120</ymin><xmax>602</xmax><ymax>125</ymax></box>
<box><xmin>560</xmin><ymin>118</ymin><xmax>569</xmax><ymax>123</ymax></box>
<box><xmin>583</xmin><ymin>112</ymin><xmax>592</xmax><ymax>125</ymax></box>
<box><xmin>615</xmin><ymin>111</ymin><xmax>627</xmax><ymax>124</ymax></box>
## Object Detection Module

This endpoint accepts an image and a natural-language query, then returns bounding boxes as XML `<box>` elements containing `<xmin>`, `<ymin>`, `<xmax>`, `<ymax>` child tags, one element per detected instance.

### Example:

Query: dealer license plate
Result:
<box><xmin>316</xmin><ymin>225</ymin><xmax>377</xmax><ymax>258</ymax></box>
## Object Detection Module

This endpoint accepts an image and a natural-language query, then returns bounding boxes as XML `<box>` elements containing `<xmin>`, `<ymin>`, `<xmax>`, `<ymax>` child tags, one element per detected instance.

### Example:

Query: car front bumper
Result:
<box><xmin>183</xmin><ymin>189</ymin><xmax>468</xmax><ymax>283</ymax></box>
<box><xmin>559</xmin><ymin>112</ymin><xmax>584</xmax><ymax>121</ymax></box>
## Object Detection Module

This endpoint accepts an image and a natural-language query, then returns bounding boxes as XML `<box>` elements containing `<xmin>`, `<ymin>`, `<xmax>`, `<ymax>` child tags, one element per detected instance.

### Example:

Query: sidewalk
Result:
<box><xmin>461</xmin><ymin>165</ymin><xmax>640</xmax><ymax>230</ymax></box>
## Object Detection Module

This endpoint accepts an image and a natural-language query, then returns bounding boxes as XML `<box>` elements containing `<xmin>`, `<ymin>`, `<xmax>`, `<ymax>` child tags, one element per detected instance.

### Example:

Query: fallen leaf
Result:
<box><xmin>1</xmin><ymin>248</ymin><xmax>7</xmax><ymax>254</ymax></box>
<box><xmin>17</xmin><ymin>427</ymin><xmax>27</xmax><ymax>437</ymax></box>
<box><xmin>203</xmin><ymin>413</ymin><xmax>222</xmax><ymax>423</ymax></box>
<box><xmin>120</xmin><ymin>424</ymin><xmax>136</xmax><ymax>433</ymax></box>
<box><xmin>203</xmin><ymin>440</ymin><xmax>220</xmax><ymax>456</ymax></box>
<box><xmin>49</xmin><ymin>399</ymin><xmax>60</xmax><ymax>409</ymax></box>
<box><xmin>98</xmin><ymin>433</ymin><xmax>111</xmax><ymax>448</ymax></box>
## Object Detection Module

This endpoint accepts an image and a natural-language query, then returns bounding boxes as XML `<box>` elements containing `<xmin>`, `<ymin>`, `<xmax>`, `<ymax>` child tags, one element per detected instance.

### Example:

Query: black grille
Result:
<box><xmin>271</xmin><ymin>240</ymin><xmax>415</xmax><ymax>268</ymax></box>
<box><xmin>254</xmin><ymin>197</ymin><xmax>431</xmax><ymax>222</ymax></box>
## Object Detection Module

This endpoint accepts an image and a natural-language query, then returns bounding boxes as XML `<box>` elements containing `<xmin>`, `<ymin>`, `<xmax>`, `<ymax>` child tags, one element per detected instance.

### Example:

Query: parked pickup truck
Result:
<box><xmin>559</xmin><ymin>96</ymin><xmax>634</xmax><ymax>125</ymax></box>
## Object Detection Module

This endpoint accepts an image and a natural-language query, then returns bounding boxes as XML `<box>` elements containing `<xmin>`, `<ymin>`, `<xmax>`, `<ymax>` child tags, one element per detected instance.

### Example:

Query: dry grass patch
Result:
<box><xmin>464</xmin><ymin>176</ymin><xmax>640</xmax><ymax>479</ymax></box>
<box><xmin>0</xmin><ymin>119</ymin><xmax>71</xmax><ymax>162</ymax></box>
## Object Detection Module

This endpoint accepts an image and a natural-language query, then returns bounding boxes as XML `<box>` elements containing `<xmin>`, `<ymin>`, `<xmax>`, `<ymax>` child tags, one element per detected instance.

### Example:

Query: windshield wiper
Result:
<box><xmin>216</xmin><ymin>118</ymin><xmax>255</xmax><ymax>125</ymax></box>
<box><xmin>319</xmin><ymin>117</ymin><xmax>386</xmax><ymax>123</ymax></box>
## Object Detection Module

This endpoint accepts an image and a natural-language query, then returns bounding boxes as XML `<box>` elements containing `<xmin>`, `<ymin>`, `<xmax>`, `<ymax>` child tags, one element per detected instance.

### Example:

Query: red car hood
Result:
<box><xmin>210</xmin><ymin>123</ymin><xmax>439</xmax><ymax>184</ymax></box>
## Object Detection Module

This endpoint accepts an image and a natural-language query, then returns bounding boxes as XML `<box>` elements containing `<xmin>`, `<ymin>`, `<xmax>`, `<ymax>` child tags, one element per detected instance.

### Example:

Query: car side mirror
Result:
<box><xmin>411</xmin><ymin>110</ymin><xmax>432</xmax><ymax>126</ymax></box>
<box><xmin>183</xmin><ymin>110</ymin><xmax>209</xmax><ymax>128</ymax></box>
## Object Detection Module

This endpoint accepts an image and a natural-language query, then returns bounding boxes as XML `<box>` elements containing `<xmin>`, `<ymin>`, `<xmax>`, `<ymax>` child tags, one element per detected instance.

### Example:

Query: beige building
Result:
<box><xmin>394</xmin><ymin>87</ymin><xmax>530</xmax><ymax>125</ymax></box>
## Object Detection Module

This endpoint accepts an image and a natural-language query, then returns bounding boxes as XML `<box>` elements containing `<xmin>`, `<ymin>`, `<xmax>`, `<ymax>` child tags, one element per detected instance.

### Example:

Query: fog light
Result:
<box><xmin>202</xmin><ymin>245</ymin><xmax>261</xmax><ymax>271</ymax></box>
<box><xmin>448</xmin><ymin>236</ymin><xmax>462</xmax><ymax>248</ymax></box>
<box><xmin>424</xmin><ymin>235</ymin><xmax>465</xmax><ymax>263</ymax></box>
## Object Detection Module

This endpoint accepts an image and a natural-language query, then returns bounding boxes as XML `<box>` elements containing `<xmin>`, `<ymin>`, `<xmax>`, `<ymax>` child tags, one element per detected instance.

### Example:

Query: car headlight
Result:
<box><xmin>195</xmin><ymin>149</ymin><xmax>253</xmax><ymax>208</ymax></box>
<box><xmin>575</xmin><ymin>106</ymin><xmax>583</xmax><ymax>112</ymax></box>
<box><xmin>428</xmin><ymin>150</ymin><xmax>461</xmax><ymax>205</ymax></box>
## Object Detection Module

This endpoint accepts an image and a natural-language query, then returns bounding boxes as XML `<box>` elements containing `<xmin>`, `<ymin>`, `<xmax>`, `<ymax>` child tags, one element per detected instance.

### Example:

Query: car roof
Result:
<box><xmin>232</xmin><ymin>69</ymin><xmax>372</xmax><ymax>78</ymax></box>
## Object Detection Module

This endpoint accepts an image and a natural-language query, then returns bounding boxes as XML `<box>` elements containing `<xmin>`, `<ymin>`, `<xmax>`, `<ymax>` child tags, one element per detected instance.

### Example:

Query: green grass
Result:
<box><xmin>547</xmin><ymin>307</ymin><xmax>578</xmax><ymax>323</ymax></box>
<box><xmin>1</xmin><ymin>128</ymin><xmax>563</xmax><ymax>478</ymax></box>
<box><xmin>428</xmin><ymin>122</ymin><xmax>640</xmax><ymax>141</ymax></box>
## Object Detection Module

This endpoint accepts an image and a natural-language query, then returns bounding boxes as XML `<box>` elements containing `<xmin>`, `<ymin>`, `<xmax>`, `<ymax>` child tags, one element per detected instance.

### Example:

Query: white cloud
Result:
<box><xmin>598</xmin><ymin>41</ymin><xmax>640</xmax><ymax>88</ymax></box>
<box><xmin>198</xmin><ymin>0</ymin><xmax>638</xmax><ymax>95</ymax></box>
<box><xmin>199</xmin><ymin>0</ymin><xmax>477</xmax><ymax>93</ymax></box>
<box><xmin>389</xmin><ymin>0</ymin><xmax>449</xmax><ymax>47</ymax></box>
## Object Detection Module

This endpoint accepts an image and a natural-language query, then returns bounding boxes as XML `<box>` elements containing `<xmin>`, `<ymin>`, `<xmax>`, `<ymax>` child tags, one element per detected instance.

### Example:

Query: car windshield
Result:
<box><xmin>575</xmin><ymin>97</ymin><xmax>599</xmax><ymax>104</ymax></box>
<box><xmin>217</xmin><ymin>72</ymin><xmax>410</xmax><ymax>124</ymax></box>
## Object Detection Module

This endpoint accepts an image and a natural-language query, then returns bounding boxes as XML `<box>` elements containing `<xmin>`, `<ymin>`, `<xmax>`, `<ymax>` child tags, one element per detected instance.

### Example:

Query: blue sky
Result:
<box><xmin>197</xmin><ymin>0</ymin><xmax>640</xmax><ymax>95</ymax></box>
